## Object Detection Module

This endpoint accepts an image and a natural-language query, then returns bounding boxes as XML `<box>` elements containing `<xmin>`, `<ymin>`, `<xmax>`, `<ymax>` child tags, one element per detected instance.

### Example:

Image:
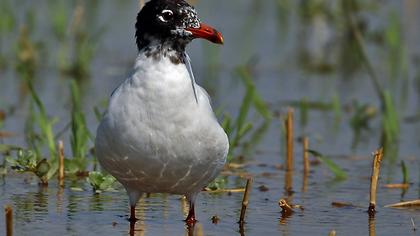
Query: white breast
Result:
<box><xmin>95</xmin><ymin>53</ymin><xmax>229</xmax><ymax>195</ymax></box>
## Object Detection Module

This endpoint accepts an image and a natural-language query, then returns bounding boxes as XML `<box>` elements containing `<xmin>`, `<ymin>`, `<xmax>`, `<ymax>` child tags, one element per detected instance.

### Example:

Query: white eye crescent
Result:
<box><xmin>158</xmin><ymin>9</ymin><xmax>173</xmax><ymax>22</ymax></box>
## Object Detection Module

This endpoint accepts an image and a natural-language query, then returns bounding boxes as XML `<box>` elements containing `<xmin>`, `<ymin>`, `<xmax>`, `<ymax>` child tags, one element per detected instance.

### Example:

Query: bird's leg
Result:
<box><xmin>185</xmin><ymin>197</ymin><xmax>197</xmax><ymax>225</ymax></box>
<box><xmin>129</xmin><ymin>205</ymin><xmax>138</xmax><ymax>222</ymax></box>
<box><xmin>127</xmin><ymin>190</ymin><xmax>141</xmax><ymax>222</ymax></box>
<box><xmin>129</xmin><ymin>220</ymin><xmax>136</xmax><ymax>236</ymax></box>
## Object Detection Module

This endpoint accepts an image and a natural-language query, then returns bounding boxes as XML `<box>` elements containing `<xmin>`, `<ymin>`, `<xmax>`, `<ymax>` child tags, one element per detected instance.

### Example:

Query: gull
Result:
<box><xmin>95</xmin><ymin>0</ymin><xmax>228</xmax><ymax>225</ymax></box>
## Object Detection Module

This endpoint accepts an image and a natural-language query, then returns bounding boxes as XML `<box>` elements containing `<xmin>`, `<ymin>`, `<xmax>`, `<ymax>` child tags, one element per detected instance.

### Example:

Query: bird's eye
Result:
<box><xmin>158</xmin><ymin>9</ymin><xmax>174</xmax><ymax>22</ymax></box>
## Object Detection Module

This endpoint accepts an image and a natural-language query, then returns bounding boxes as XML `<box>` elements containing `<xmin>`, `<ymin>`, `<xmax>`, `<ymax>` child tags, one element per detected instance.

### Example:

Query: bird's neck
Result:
<box><xmin>137</xmin><ymin>36</ymin><xmax>187</xmax><ymax>65</ymax></box>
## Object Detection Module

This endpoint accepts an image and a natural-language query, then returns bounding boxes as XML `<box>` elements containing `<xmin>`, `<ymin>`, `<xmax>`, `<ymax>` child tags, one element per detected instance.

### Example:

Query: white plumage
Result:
<box><xmin>95</xmin><ymin>51</ymin><xmax>229</xmax><ymax>208</ymax></box>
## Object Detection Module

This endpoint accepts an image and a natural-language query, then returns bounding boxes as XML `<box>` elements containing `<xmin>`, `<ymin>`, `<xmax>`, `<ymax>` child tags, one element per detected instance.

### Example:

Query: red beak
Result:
<box><xmin>186</xmin><ymin>23</ymin><xmax>224</xmax><ymax>45</ymax></box>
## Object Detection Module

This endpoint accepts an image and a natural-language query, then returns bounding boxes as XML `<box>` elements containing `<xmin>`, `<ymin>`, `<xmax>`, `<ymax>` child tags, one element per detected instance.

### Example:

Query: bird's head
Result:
<box><xmin>135</xmin><ymin>0</ymin><xmax>223</xmax><ymax>52</ymax></box>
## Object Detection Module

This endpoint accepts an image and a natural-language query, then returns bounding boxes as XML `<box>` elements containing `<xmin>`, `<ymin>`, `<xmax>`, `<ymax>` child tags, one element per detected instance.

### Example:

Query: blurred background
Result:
<box><xmin>0</xmin><ymin>0</ymin><xmax>420</xmax><ymax>235</ymax></box>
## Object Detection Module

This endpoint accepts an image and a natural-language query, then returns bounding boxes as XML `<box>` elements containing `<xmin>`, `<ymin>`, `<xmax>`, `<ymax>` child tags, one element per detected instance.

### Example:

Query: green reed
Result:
<box><xmin>400</xmin><ymin>160</ymin><xmax>408</xmax><ymax>185</ymax></box>
<box><xmin>22</xmin><ymin>81</ymin><xmax>58</xmax><ymax>182</ymax></box>
<box><xmin>26</xmin><ymin>80</ymin><xmax>57</xmax><ymax>162</ymax></box>
<box><xmin>48</xmin><ymin>0</ymin><xmax>103</xmax><ymax>79</ymax></box>
<box><xmin>222</xmin><ymin>65</ymin><xmax>271</xmax><ymax>162</ymax></box>
<box><xmin>343</xmin><ymin>0</ymin><xmax>402</xmax><ymax>167</ymax></box>
<box><xmin>350</xmin><ymin>101</ymin><xmax>377</xmax><ymax>149</ymax></box>
<box><xmin>222</xmin><ymin>83</ymin><xmax>254</xmax><ymax>161</ymax></box>
<box><xmin>14</xmin><ymin>17</ymin><xmax>58</xmax><ymax>182</ymax></box>
<box><xmin>69</xmin><ymin>80</ymin><xmax>93</xmax><ymax>173</ymax></box>
<box><xmin>381</xmin><ymin>90</ymin><xmax>399</xmax><ymax>169</ymax></box>
<box><xmin>236</xmin><ymin>66</ymin><xmax>271</xmax><ymax>120</ymax></box>
<box><xmin>0</xmin><ymin>0</ymin><xmax>15</xmax><ymax>69</ymax></box>
<box><xmin>385</xmin><ymin>12</ymin><xmax>408</xmax><ymax>84</ymax></box>
<box><xmin>307</xmin><ymin>150</ymin><xmax>347</xmax><ymax>180</ymax></box>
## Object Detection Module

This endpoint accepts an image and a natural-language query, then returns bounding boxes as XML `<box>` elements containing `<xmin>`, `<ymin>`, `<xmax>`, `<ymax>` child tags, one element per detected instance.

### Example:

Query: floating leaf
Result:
<box><xmin>87</xmin><ymin>171</ymin><xmax>116</xmax><ymax>192</ymax></box>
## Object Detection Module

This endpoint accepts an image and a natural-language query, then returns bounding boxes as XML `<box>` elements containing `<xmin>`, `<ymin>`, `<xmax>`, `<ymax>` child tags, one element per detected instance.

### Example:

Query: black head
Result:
<box><xmin>135</xmin><ymin>0</ymin><xmax>223</xmax><ymax>53</ymax></box>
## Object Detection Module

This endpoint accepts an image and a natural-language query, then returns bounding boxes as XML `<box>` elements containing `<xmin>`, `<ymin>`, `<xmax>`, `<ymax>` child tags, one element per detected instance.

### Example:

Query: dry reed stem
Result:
<box><xmin>368</xmin><ymin>148</ymin><xmax>383</xmax><ymax>215</ymax></box>
<box><xmin>278</xmin><ymin>199</ymin><xmax>294</xmax><ymax>214</ymax></box>
<box><xmin>58</xmin><ymin>140</ymin><xmax>65</xmax><ymax>187</ymax></box>
<box><xmin>385</xmin><ymin>199</ymin><xmax>420</xmax><ymax>208</ymax></box>
<box><xmin>303</xmin><ymin>137</ymin><xmax>309</xmax><ymax>174</ymax></box>
<box><xmin>285</xmin><ymin>108</ymin><xmax>294</xmax><ymax>171</ymax></box>
<box><xmin>383</xmin><ymin>183</ymin><xmax>409</xmax><ymax>189</ymax></box>
<box><xmin>204</xmin><ymin>188</ymin><xmax>245</xmax><ymax>193</ymax></box>
<box><xmin>329</xmin><ymin>230</ymin><xmax>336</xmax><ymax>236</ymax></box>
<box><xmin>285</xmin><ymin>170</ymin><xmax>293</xmax><ymax>194</ymax></box>
<box><xmin>238</xmin><ymin>178</ymin><xmax>253</xmax><ymax>224</ymax></box>
<box><xmin>5</xmin><ymin>205</ymin><xmax>13</xmax><ymax>236</ymax></box>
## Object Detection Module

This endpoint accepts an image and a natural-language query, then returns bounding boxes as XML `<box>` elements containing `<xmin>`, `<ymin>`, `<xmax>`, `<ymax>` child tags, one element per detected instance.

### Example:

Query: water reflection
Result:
<box><xmin>302</xmin><ymin>172</ymin><xmax>308</xmax><ymax>193</ymax></box>
<box><xmin>129</xmin><ymin>198</ymin><xmax>147</xmax><ymax>236</ymax></box>
<box><xmin>56</xmin><ymin>187</ymin><xmax>64</xmax><ymax>213</ymax></box>
<box><xmin>129</xmin><ymin>221</ymin><xmax>146</xmax><ymax>236</ymax></box>
<box><xmin>368</xmin><ymin>214</ymin><xmax>376</xmax><ymax>236</ymax></box>
<box><xmin>11</xmin><ymin>185</ymin><xmax>49</xmax><ymax>224</ymax></box>
<box><xmin>238</xmin><ymin>222</ymin><xmax>246</xmax><ymax>236</ymax></box>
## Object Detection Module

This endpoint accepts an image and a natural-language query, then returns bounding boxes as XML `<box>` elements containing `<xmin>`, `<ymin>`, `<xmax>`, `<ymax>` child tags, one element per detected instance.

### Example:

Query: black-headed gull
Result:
<box><xmin>95</xmin><ymin>0</ymin><xmax>228</xmax><ymax>225</ymax></box>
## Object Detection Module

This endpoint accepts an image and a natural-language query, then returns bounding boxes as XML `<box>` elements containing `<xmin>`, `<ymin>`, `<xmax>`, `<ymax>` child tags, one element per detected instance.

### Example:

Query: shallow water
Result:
<box><xmin>1</xmin><ymin>0</ymin><xmax>420</xmax><ymax>235</ymax></box>
<box><xmin>1</xmin><ymin>157</ymin><xmax>420</xmax><ymax>235</ymax></box>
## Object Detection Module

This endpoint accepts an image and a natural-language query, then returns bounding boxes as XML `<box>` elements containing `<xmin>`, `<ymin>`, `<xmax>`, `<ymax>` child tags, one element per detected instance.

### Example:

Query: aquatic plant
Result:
<box><xmin>343</xmin><ymin>0</ymin><xmax>401</xmax><ymax>167</ymax></box>
<box><xmin>222</xmin><ymin>66</ymin><xmax>271</xmax><ymax>162</ymax></box>
<box><xmin>307</xmin><ymin>150</ymin><xmax>347</xmax><ymax>180</ymax></box>
<box><xmin>16</xmin><ymin>28</ymin><xmax>58</xmax><ymax>181</ymax></box>
<box><xmin>400</xmin><ymin>160</ymin><xmax>408</xmax><ymax>185</ymax></box>
<box><xmin>381</xmin><ymin>91</ymin><xmax>399</xmax><ymax>152</ymax></box>
<box><xmin>93</xmin><ymin>99</ymin><xmax>108</xmax><ymax>122</ymax></box>
<box><xmin>223</xmin><ymin>81</ymin><xmax>254</xmax><ymax>154</ymax></box>
<box><xmin>350</xmin><ymin>101</ymin><xmax>377</xmax><ymax>149</ymax></box>
<box><xmin>5</xmin><ymin>149</ymin><xmax>50</xmax><ymax>184</ymax></box>
<box><xmin>52</xmin><ymin>1</ymin><xmax>104</xmax><ymax>79</ymax></box>
<box><xmin>0</xmin><ymin>0</ymin><xmax>15</xmax><ymax>69</ymax></box>
<box><xmin>385</xmin><ymin>12</ymin><xmax>408</xmax><ymax>84</ymax></box>
<box><xmin>206</xmin><ymin>176</ymin><xmax>227</xmax><ymax>191</ymax></box>
<box><xmin>69</xmin><ymin>80</ymin><xmax>92</xmax><ymax>173</ymax></box>
<box><xmin>23</xmin><ymin>79</ymin><xmax>58</xmax><ymax>181</ymax></box>
<box><xmin>282</xmin><ymin>95</ymin><xmax>342</xmax><ymax>129</ymax></box>
<box><xmin>15</xmin><ymin>26</ymin><xmax>38</xmax><ymax>82</ymax></box>
<box><xmin>87</xmin><ymin>171</ymin><xmax>116</xmax><ymax>193</ymax></box>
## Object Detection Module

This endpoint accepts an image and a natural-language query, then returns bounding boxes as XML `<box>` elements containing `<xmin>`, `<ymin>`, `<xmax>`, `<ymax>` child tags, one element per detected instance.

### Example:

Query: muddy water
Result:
<box><xmin>1</xmin><ymin>0</ymin><xmax>420</xmax><ymax>235</ymax></box>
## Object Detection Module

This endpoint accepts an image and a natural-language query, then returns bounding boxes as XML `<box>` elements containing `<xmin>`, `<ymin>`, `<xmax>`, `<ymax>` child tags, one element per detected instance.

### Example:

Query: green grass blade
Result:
<box><xmin>401</xmin><ymin>160</ymin><xmax>408</xmax><ymax>184</ymax></box>
<box><xmin>308</xmin><ymin>150</ymin><xmax>347</xmax><ymax>180</ymax></box>
<box><xmin>236</xmin><ymin>67</ymin><xmax>271</xmax><ymax>120</ymax></box>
